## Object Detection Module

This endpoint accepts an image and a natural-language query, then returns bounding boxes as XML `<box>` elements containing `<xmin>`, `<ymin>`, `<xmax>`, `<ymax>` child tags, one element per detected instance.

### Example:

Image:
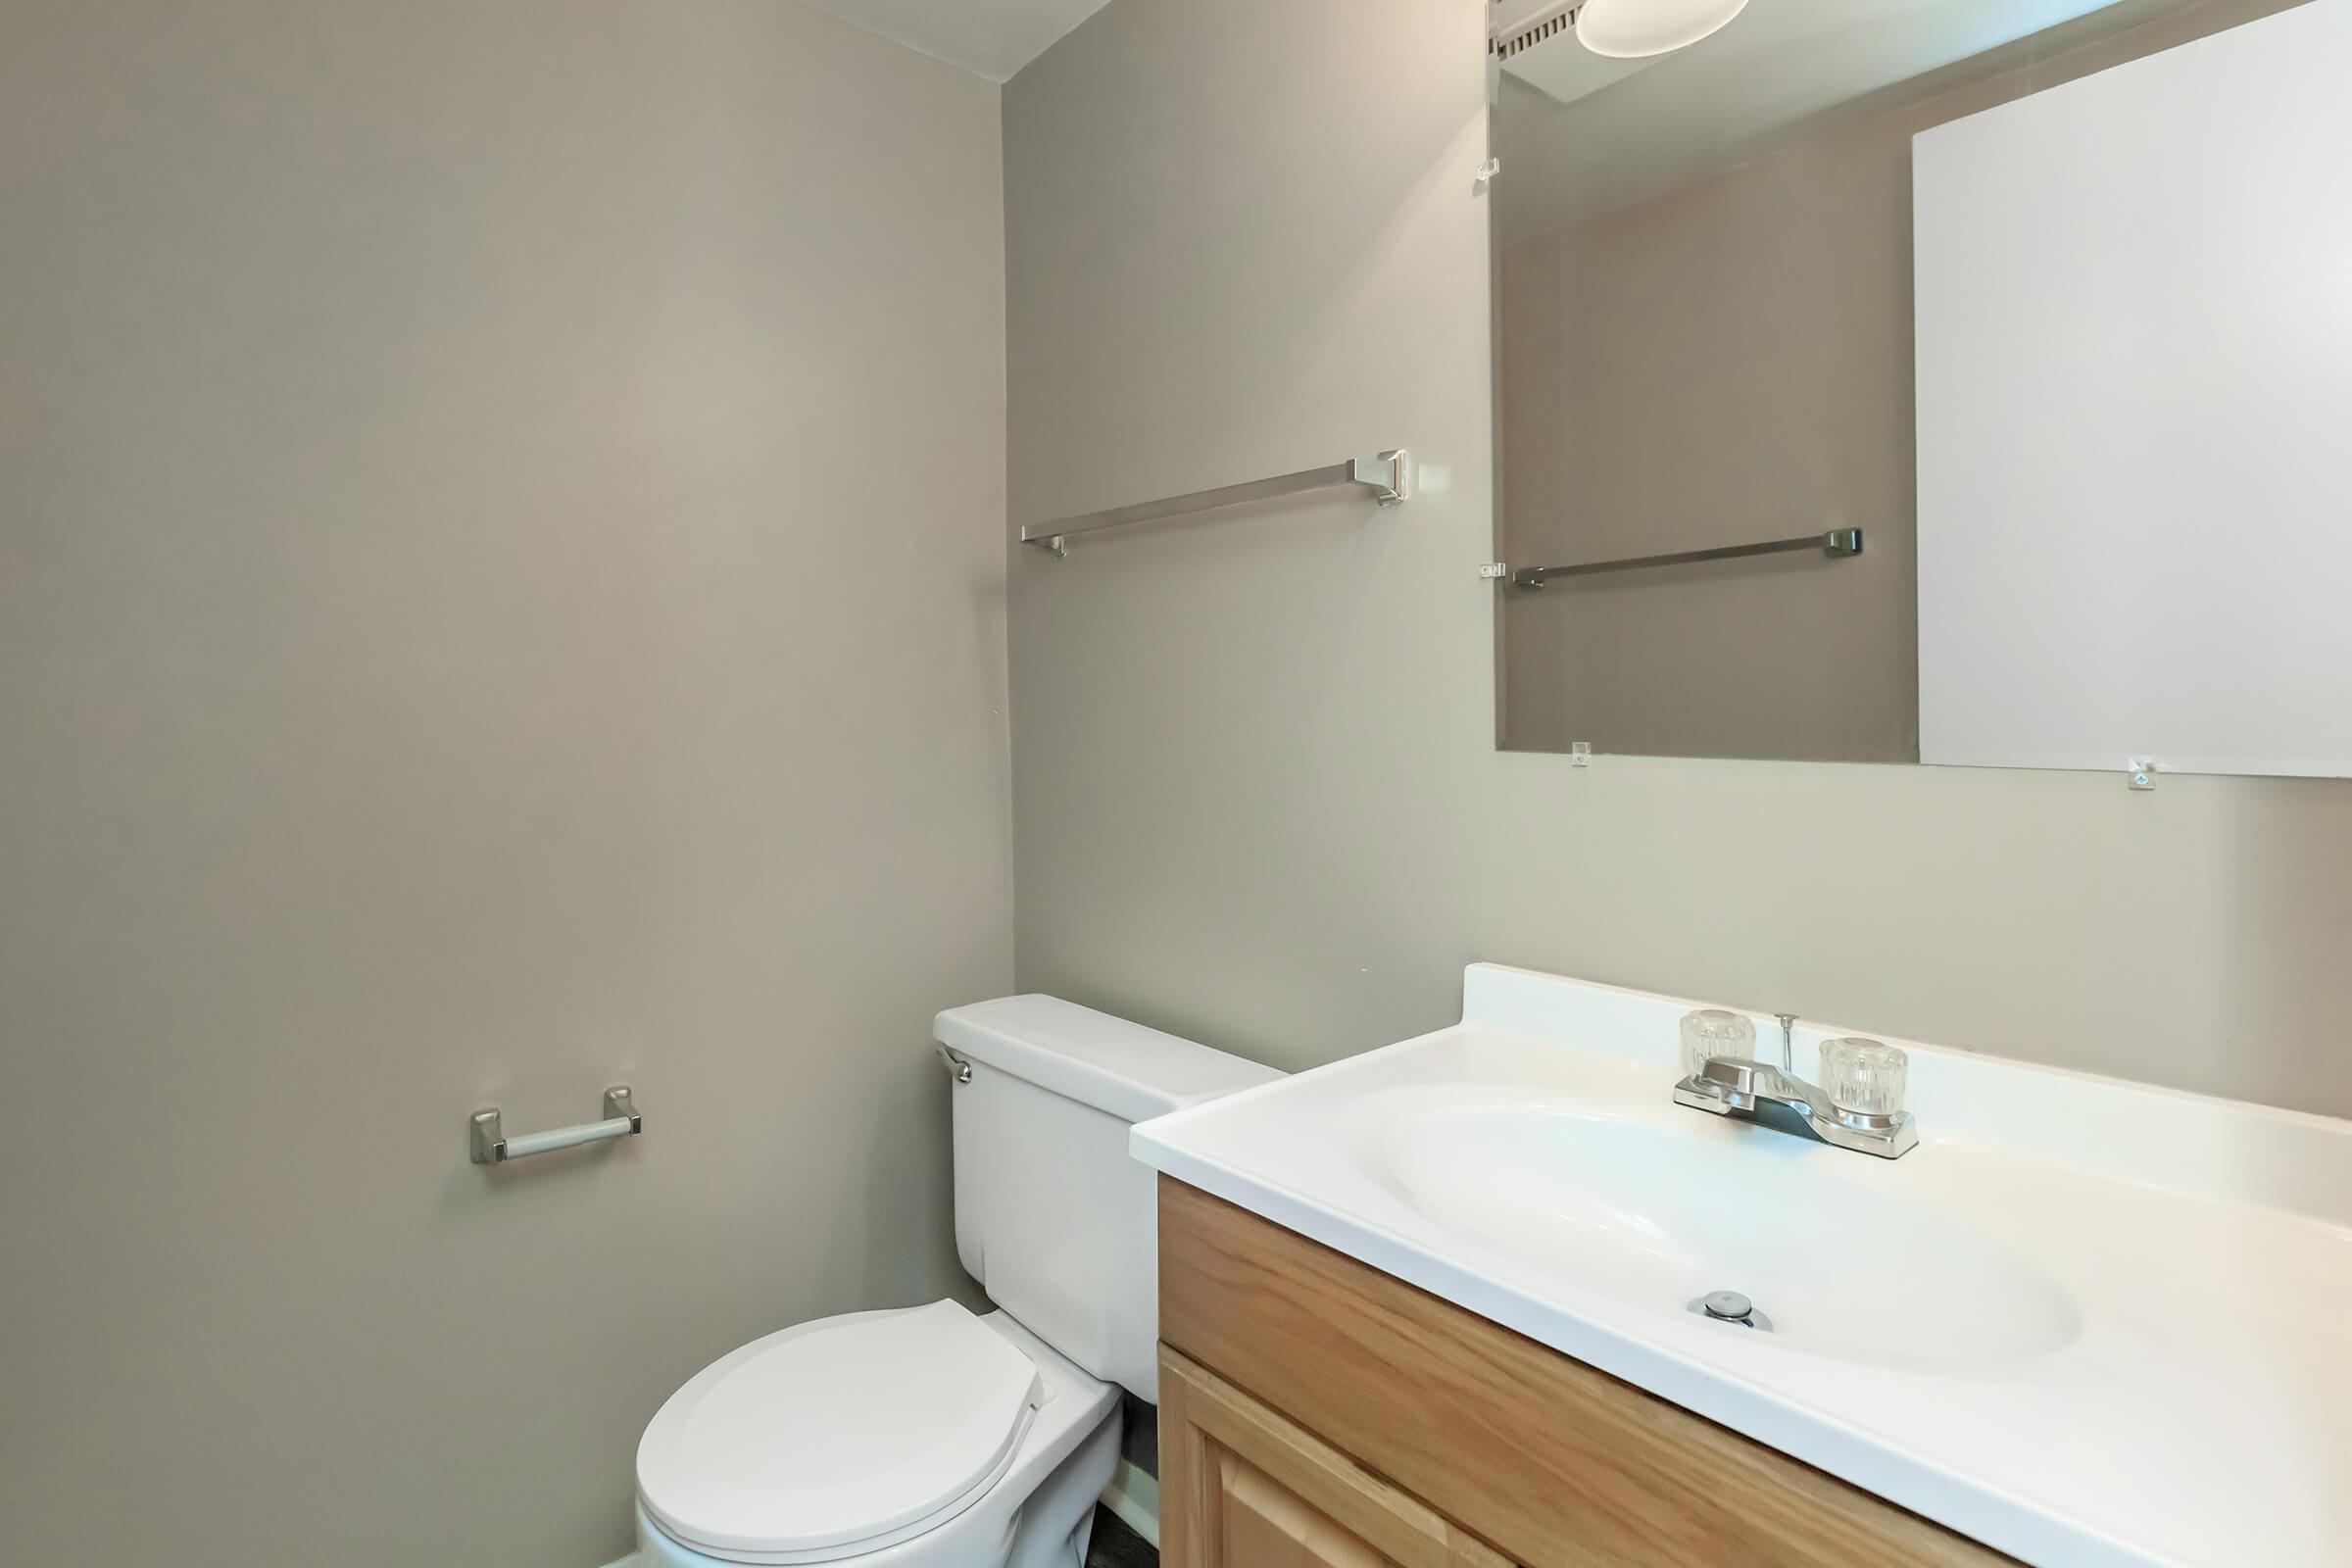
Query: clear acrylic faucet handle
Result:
<box><xmin>1820</xmin><ymin>1037</ymin><xmax>1908</xmax><ymax>1118</ymax></box>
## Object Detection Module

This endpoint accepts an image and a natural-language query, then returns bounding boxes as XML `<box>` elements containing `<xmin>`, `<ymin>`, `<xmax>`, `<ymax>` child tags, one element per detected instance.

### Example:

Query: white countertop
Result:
<box><xmin>1130</xmin><ymin>964</ymin><xmax>2352</xmax><ymax>1568</ymax></box>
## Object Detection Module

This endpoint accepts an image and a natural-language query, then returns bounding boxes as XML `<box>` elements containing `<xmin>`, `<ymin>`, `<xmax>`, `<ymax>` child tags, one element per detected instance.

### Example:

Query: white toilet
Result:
<box><xmin>634</xmin><ymin>995</ymin><xmax>1283</xmax><ymax>1568</ymax></box>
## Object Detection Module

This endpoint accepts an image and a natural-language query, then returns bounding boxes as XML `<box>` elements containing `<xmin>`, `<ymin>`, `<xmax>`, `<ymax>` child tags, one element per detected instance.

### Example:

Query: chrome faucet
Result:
<box><xmin>1674</xmin><ymin>1016</ymin><xmax>1918</xmax><ymax>1159</ymax></box>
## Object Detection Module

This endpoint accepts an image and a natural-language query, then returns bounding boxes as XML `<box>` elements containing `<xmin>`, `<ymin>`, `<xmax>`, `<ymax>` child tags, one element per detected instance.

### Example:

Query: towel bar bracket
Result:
<box><xmin>1351</xmin><ymin>450</ymin><xmax>1414</xmax><ymax>507</ymax></box>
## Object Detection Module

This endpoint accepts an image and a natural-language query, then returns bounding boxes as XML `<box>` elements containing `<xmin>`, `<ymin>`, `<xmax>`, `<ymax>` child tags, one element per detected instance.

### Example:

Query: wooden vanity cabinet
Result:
<box><xmin>1160</xmin><ymin>1347</ymin><xmax>1511</xmax><ymax>1568</ymax></box>
<box><xmin>1155</xmin><ymin>1176</ymin><xmax>2016</xmax><ymax>1568</ymax></box>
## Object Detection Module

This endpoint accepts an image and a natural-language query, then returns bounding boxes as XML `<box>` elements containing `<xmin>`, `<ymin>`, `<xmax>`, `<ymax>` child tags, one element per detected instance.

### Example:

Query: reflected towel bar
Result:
<box><xmin>1512</xmin><ymin>528</ymin><xmax>1861</xmax><ymax>590</ymax></box>
<box><xmin>1021</xmin><ymin>450</ymin><xmax>1411</xmax><ymax>557</ymax></box>
<box><xmin>470</xmin><ymin>1086</ymin><xmax>640</xmax><ymax>1164</ymax></box>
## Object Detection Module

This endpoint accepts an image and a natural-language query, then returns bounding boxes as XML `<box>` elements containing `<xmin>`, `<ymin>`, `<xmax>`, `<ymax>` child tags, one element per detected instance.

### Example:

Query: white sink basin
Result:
<box><xmin>1383</xmin><ymin>1104</ymin><xmax>2081</xmax><ymax>1367</ymax></box>
<box><xmin>1130</xmin><ymin>964</ymin><xmax>2352</xmax><ymax>1568</ymax></box>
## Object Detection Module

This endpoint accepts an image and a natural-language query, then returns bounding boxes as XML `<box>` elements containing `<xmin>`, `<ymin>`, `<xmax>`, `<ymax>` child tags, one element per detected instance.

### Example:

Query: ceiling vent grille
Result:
<box><xmin>1493</xmin><ymin>2</ymin><xmax>1580</xmax><ymax>60</ymax></box>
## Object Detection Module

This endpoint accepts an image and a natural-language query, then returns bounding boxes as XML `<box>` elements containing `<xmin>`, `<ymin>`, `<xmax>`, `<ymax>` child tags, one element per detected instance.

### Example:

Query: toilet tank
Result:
<box><xmin>934</xmin><ymin>995</ymin><xmax>1282</xmax><ymax>1404</ymax></box>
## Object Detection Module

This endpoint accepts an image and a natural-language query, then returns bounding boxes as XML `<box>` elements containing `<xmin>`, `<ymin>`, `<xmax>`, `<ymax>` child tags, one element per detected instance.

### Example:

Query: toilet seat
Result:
<box><xmin>637</xmin><ymin>1300</ymin><xmax>1045</xmax><ymax>1565</ymax></box>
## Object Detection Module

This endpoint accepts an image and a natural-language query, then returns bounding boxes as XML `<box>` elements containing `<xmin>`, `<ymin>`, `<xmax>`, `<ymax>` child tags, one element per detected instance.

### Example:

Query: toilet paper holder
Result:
<box><xmin>470</xmin><ymin>1086</ymin><xmax>641</xmax><ymax>1165</ymax></box>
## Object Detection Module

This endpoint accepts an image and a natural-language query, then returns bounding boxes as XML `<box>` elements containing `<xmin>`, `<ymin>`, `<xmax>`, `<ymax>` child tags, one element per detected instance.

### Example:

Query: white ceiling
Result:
<box><xmin>799</xmin><ymin>0</ymin><xmax>1114</xmax><ymax>80</ymax></box>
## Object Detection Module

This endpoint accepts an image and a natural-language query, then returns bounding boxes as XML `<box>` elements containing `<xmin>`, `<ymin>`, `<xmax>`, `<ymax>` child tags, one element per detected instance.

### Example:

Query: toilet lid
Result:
<box><xmin>637</xmin><ymin>1300</ymin><xmax>1043</xmax><ymax>1563</ymax></box>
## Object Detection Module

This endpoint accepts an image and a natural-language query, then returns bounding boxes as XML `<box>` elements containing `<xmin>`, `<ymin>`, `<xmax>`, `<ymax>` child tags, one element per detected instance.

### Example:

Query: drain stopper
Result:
<box><xmin>1699</xmin><ymin>1290</ymin><xmax>1755</xmax><ymax>1322</ymax></box>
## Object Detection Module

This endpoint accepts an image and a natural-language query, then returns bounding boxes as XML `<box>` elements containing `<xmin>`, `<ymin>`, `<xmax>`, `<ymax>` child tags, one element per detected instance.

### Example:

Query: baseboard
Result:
<box><xmin>1101</xmin><ymin>1456</ymin><xmax>1161</xmax><ymax>1549</ymax></box>
<box><xmin>596</xmin><ymin>1554</ymin><xmax>638</xmax><ymax>1568</ymax></box>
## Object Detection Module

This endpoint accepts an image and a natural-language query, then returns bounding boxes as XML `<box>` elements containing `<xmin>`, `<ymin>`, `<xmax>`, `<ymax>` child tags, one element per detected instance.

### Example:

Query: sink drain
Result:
<box><xmin>1689</xmin><ymin>1289</ymin><xmax>1772</xmax><ymax>1331</ymax></box>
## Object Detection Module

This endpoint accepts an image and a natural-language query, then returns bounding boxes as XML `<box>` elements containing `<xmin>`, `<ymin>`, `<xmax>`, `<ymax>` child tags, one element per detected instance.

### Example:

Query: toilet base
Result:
<box><xmin>1005</xmin><ymin>1403</ymin><xmax>1117</xmax><ymax>1568</ymax></box>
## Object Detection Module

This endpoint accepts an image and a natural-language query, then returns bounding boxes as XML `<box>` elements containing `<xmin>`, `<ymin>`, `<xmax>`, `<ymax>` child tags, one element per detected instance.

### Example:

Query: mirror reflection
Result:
<box><xmin>1491</xmin><ymin>0</ymin><xmax>2335</xmax><ymax>768</ymax></box>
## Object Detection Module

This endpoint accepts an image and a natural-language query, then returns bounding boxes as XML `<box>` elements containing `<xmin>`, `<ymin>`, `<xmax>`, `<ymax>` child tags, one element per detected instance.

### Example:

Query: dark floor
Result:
<box><xmin>1086</xmin><ymin>1504</ymin><xmax>1157</xmax><ymax>1566</ymax></box>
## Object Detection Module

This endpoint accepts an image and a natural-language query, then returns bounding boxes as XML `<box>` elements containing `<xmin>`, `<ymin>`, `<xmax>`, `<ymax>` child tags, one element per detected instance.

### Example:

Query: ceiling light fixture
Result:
<box><xmin>1575</xmin><ymin>0</ymin><xmax>1749</xmax><ymax>58</ymax></box>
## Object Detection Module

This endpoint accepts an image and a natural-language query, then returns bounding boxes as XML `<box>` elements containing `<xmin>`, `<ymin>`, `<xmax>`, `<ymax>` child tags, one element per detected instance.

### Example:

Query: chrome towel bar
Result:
<box><xmin>470</xmin><ymin>1085</ymin><xmax>641</xmax><ymax>1165</ymax></box>
<box><xmin>1511</xmin><ymin>528</ymin><xmax>1861</xmax><ymax>589</ymax></box>
<box><xmin>1021</xmin><ymin>450</ymin><xmax>1411</xmax><ymax>557</ymax></box>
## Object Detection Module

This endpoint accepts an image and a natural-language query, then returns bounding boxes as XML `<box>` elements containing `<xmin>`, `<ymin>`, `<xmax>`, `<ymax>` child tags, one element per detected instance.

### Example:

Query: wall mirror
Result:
<box><xmin>1489</xmin><ymin>0</ymin><xmax>2350</xmax><ymax>776</ymax></box>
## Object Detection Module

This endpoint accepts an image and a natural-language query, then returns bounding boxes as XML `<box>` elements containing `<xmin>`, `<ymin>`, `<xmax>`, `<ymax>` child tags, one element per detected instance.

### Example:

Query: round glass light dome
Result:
<box><xmin>1575</xmin><ymin>0</ymin><xmax>1749</xmax><ymax>58</ymax></box>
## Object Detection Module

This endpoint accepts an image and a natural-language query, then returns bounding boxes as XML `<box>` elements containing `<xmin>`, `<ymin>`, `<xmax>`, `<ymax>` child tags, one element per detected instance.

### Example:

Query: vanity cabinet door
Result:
<box><xmin>1159</xmin><ymin>1346</ymin><xmax>1514</xmax><ymax>1568</ymax></box>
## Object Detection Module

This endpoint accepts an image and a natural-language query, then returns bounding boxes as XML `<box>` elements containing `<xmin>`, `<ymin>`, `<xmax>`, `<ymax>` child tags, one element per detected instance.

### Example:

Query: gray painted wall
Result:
<box><xmin>0</xmin><ymin>3</ymin><xmax>1006</xmax><ymax>1563</ymax></box>
<box><xmin>1004</xmin><ymin>0</ymin><xmax>2352</xmax><ymax>1118</ymax></box>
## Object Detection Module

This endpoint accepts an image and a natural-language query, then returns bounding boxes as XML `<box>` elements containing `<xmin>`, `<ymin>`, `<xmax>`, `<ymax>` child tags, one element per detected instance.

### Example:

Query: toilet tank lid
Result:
<box><xmin>935</xmin><ymin>995</ymin><xmax>1283</xmax><ymax>1123</ymax></box>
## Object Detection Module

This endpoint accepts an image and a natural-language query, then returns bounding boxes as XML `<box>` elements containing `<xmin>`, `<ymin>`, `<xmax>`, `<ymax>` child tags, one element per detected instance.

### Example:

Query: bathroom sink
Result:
<box><xmin>1130</xmin><ymin>964</ymin><xmax>2352</xmax><ymax>1568</ymax></box>
<box><xmin>1381</xmin><ymin>1105</ymin><xmax>2080</xmax><ymax>1366</ymax></box>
